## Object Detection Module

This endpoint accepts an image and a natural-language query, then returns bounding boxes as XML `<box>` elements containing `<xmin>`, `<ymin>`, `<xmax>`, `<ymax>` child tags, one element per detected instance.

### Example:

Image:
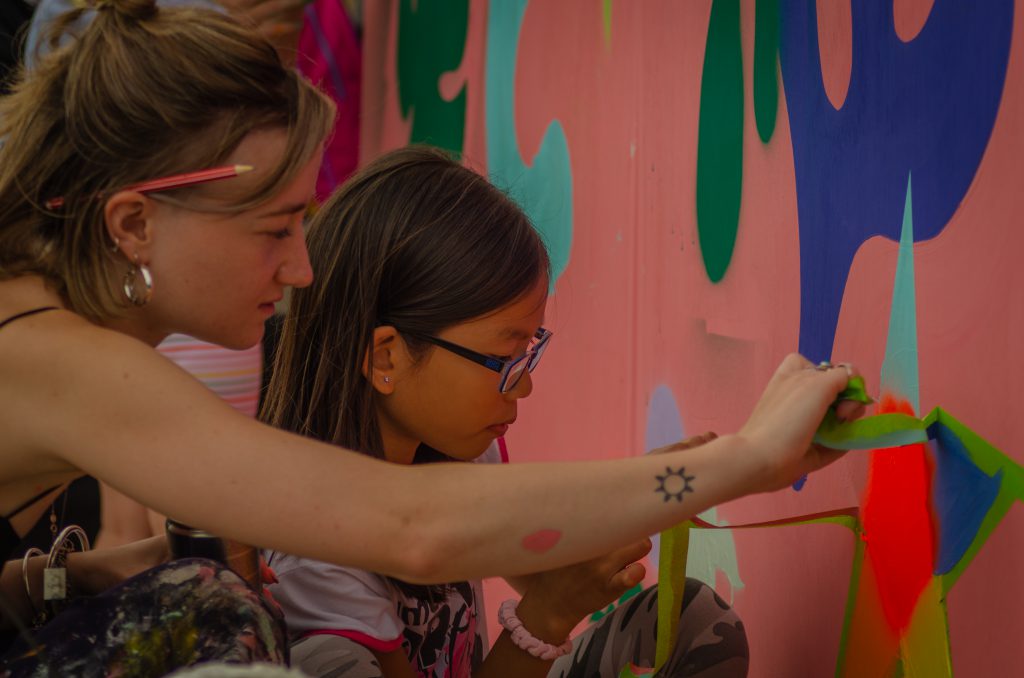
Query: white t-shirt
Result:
<box><xmin>265</xmin><ymin>441</ymin><xmax>506</xmax><ymax>678</ymax></box>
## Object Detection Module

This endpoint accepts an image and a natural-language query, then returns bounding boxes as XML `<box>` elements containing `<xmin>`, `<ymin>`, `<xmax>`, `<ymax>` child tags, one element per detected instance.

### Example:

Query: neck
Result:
<box><xmin>100</xmin><ymin>312</ymin><xmax>169</xmax><ymax>348</ymax></box>
<box><xmin>376</xmin><ymin>414</ymin><xmax>420</xmax><ymax>465</ymax></box>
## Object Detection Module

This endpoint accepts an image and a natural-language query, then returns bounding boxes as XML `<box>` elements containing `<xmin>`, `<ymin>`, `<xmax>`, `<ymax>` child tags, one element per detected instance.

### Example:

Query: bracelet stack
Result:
<box><xmin>497</xmin><ymin>599</ymin><xmax>573</xmax><ymax>661</ymax></box>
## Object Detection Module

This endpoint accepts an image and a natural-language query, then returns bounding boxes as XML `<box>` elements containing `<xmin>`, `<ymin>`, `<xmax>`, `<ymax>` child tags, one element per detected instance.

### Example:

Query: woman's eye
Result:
<box><xmin>268</xmin><ymin>227</ymin><xmax>292</xmax><ymax>240</ymax></box>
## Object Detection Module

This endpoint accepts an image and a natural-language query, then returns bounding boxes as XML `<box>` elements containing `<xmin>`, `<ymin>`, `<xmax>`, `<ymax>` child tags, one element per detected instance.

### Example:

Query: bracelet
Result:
<box><xmin>43</xmin><ymin>524</ymin><xmax>90</xmax><ymax>619</ymax></box>
<box><xmin>497</xmin><ymin>599</ymin><xmax>573</xmax><ymax>661</ymax></box>
<box><xmin>20</xmin><ymin>547</ymin><xmax>44</xmax><ymax>626</ymax></box>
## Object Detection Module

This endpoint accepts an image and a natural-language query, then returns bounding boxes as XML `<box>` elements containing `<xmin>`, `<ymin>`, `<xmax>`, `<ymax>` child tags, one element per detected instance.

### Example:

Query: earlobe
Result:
<box><xmin>105</xmin><ymin>191</ymin><xmax>153</xmax><ymax>260</ymax></box>
<box><xmin>364</xmin><ymin>326</ymin><xmax>400</xmax><ymax>394</ymax></box>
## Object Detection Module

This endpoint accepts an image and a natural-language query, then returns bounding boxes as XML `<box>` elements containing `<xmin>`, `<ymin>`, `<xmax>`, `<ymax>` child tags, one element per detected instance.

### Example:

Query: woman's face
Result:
<box><xmin>376</xmin><ymin>277</ymin><xmax>549</xmax><ymax>465</ymax></box>
<box><xmin>138</xmin><ymin>129</ymin><xmax>321</xmax><ymax>349</ymax></box>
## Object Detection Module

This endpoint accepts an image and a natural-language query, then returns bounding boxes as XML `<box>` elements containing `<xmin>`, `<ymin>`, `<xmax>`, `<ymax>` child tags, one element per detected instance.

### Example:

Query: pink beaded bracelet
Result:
<box><xmin>497</xmin><ymin>599</ymin><xmax>574</xmax><ymax>661</ymax></box>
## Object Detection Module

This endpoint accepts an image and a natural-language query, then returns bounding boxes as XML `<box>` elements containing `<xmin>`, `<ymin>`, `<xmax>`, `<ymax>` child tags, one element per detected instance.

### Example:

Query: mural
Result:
<box><xmin>360</xmin><ymin>0</ymin><xmax>1024</xmax><ymax>675</ymax></box>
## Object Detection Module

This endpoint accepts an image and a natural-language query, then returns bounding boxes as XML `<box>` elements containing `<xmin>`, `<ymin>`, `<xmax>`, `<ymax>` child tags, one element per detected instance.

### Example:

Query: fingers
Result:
<box><xmin>609</xmin><ymin>561</ymin><xmax>647</xmax><ymax>590</ymax></box>
<box><xmin>649</xmin><ymin>432</ymin><xmax>718</xmax><ymax>455</ymax></box>
<box><xmin>834</xmin><ymin>400</ymin><xmax>865</xmax><ymax>422</ymax></box>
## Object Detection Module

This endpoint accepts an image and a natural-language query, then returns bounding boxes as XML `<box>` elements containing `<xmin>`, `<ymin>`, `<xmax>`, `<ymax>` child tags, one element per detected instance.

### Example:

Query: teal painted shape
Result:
<box><xmin>753</xmin><ymin>0</ymin><xmax>779</xmax><ymax>143</ymax></box>
<box><xmin>880</xmin><ymin>175</ymin><xmax>921</xmax><ymax>412</ymax></box>
<box><xmin>485</xmin><ymin>0</ymin><xmax>574</xmax><ymax>284</ymax></box>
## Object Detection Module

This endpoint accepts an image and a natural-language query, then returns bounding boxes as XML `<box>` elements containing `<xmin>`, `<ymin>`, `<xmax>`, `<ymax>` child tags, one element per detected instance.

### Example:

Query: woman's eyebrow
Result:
<box><xmin>257</xmin><ymin>202</ymin><xmax>309</xmax><ymax>218</ymax></box>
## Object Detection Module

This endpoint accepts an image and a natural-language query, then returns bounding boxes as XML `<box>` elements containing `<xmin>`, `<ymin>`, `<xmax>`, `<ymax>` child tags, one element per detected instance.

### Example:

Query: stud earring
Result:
<box><xmin>383</xmin><ymin>376</ymin><xmax>392</xmax><ymax>384</ymax></box>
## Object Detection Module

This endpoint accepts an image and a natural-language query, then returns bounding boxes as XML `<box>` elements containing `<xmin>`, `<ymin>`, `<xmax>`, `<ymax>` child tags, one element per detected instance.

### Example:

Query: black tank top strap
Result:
<box><xmin>3</xmin><ymin>484</ymin><xmax>61</xmax><ymax>521</ymax></box>
<box><xmin>0</xmin><ymin>306</ymin><xmax>59</xmax><ymax>331</ymax></box>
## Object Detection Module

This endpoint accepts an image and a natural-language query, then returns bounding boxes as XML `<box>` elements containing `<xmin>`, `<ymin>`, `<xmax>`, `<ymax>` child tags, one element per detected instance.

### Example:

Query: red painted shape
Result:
<box><xmin>860</xmin><ymin>394</ymin><xmax>936</xmax><ymax>634</ymax></box>
<box><xmin>522</xmin><ymin>529</ymin><xmax>562</xmax><ymax>554</ymax></box>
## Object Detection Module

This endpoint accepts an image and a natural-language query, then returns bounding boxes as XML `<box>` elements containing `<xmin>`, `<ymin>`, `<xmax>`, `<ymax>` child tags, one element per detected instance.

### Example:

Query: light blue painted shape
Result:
<box><xmin>879</xmin><ymin>174</ymin><xmax>921</xmax><ymax>412</ymax></box>
<box><xmin>644</xmin><ymin>386</ymin><xmax>744</xmax><ymax>602</ymax></box>
<box><xmin>485</xmin><ymin>0</ymin><xmax>574</xmax><ymax>284</ymax></box>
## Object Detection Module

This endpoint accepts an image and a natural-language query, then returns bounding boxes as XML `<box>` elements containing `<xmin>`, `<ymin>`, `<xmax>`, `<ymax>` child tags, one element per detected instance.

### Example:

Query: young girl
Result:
<box><xmin>0</xmin><ymin>0</ymin><xmax>861</xmax><ymax>673</ymax></box>
<box><xmin>261</xmin><ymin>147</ymin><xmax>750</xmax><ymax>677</ymax></box>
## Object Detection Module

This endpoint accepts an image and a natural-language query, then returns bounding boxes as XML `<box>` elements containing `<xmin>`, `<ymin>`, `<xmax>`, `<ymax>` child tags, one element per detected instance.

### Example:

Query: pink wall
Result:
<box><xmin>360</xmin><ymin>1</ymin><xmax>1024</xmax><ymax>674</ymax></box>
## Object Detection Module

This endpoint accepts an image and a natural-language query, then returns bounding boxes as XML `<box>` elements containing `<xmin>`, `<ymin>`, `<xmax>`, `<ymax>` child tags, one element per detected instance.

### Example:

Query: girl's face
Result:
<box><xmin>375</xmin><ymin>276</ymin><xmax>549</xmax><ymax>465</ymax></box>
<box><xmin>115</xmin><ymin>128</ymin><xmax>320</xmax><ymax>349</ymax></box>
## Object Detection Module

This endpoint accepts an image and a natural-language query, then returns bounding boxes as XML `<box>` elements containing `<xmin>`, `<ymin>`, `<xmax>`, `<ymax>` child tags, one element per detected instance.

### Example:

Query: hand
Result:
<box><xmin>69</xmin><ymin>534</ymin><xmax>170</xmax><ymax>595</ymax></box>
<box><xmin>512</xmin><ymin>538</ymin><xmax>653</xmax><ymax>642</ymax></box>
<box><xmin>649</xmin><ymin>431</ymin><xmax>718</xmax><ymax>455</ymax></box>
<box><xmin>738</xmin><ymin>354</ymin><xmax>866</xmax><ymax>493</ymax></box>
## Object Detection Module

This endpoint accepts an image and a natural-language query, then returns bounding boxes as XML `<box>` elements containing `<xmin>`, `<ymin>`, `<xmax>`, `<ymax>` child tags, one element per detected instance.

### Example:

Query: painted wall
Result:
<box><xmin>358</xmin><ymin>1</ymin><xmax>1024</xmax><ymax>675</ymax></box>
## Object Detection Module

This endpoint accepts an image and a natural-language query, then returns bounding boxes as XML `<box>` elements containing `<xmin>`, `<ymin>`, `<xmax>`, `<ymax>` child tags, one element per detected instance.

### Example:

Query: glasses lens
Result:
<box><xmin>501</xmin><ymin>356</ymin><xmax>530</xmax><ymax>393</ymax></box>
<box><xmin>527</xmin><ymin>332</ymin><xmax>551</xmax><ymax>372</ymax></box>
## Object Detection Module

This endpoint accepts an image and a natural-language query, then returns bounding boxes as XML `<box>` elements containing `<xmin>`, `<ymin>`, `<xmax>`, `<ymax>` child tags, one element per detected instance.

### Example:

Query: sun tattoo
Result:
<box><xmin>655</xmin><ymin>466</ymin><xmax>695</xmax><ymax>502</ymax></box>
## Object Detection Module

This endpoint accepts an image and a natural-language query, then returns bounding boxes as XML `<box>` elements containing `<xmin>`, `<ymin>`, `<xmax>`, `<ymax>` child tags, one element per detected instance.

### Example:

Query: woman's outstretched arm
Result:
<box><xmin>7</xmin><ymin>313</ymin><xmax>854</xmax><ymax>583</ymax></box>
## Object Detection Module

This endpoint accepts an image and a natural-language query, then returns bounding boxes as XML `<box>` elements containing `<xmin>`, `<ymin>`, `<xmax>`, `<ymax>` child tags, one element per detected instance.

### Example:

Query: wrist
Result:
<box><xmin>513</xmin><ymin>595</ymin><xmax>578</xmax><ymax>645</ymax></box>
<box><xmin>715</xmin><ymin>433</ymin><xmax>770</xmax><ymax>497</ymax></box>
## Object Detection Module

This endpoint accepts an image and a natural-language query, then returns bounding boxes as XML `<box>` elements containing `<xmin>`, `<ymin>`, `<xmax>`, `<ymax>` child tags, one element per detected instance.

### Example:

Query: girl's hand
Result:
<box><xmin>512</xmin><ymin>538</ymin><xmax>653</xmax><ymax>641</ymax></box>
<box><xmin>738</xmin><ymin>354</ymin><xmax>866</xmax><ymax>493</ymax></box>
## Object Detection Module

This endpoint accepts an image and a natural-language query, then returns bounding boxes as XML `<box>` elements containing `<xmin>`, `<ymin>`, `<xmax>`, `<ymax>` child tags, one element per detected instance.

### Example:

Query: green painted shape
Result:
<box><xmin>602</xmin><ymin>0</ymin><xmax>613</xmax><ymax>46</ymax></box>
<box><xmin>696</xmin><ymin>0</ymin><xmax>744</xmax><ymax>283</ymax></box>
<box><xmin>397</xmin><ymin>0</ymin><xmax>469</xmax><ymax>154</ymax></box>
<box><xmin>753</xmin><ymin>0</ymin><xmax>779</xmax><ymax>143</ymax></box>
<box><xmin>814</xmin><ymin>411</ymin><xmax>928</xmax><ymax>450</ymax></box>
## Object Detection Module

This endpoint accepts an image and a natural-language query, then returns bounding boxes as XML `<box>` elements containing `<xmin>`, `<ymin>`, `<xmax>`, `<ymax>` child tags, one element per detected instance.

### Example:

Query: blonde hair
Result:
<box><xmin>0</xmin><ymin>0</ymin><xmax>336</xmax><ymax>320</ymax></box>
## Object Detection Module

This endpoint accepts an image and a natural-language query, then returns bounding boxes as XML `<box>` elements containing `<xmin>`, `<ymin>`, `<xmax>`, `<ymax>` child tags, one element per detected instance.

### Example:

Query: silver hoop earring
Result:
<box><xmin>123</xmin><ymin>259</ymin><xmax>153</xmax><ymax>307</ymax></box>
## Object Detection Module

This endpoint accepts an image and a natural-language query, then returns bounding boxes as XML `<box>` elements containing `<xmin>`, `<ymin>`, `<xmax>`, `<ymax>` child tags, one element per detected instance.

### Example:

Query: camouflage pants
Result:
<box><xmin>551</xmin><ymin>580</ymin><xmax>748</xmax><ymax>677</ymax></box>
<box><xmin>289</xmin><ymin>580</ymin><xmax>747</xmax><ymax>677</ymax></box>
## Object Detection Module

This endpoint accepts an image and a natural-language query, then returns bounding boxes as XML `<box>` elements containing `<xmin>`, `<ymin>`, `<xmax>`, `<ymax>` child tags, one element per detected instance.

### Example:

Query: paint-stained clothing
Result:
<box><xmin>1</xmin><ymin>558</ymin><xmax>286</xmax><ymax>677</ymax></box>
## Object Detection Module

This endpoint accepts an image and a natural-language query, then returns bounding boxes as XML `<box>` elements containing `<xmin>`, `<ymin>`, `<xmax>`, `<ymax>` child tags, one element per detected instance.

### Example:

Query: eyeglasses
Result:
<box><xmin>400</xmin><ymin>327</ymin><xmax>552</xmax><ymax>394</ymax></box>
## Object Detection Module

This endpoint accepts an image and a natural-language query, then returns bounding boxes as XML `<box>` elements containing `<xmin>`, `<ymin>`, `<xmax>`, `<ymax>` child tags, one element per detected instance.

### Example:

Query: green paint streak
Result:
<box><xmin>696</xmin><ymin>0</ymin><xmax>744</xmax><ymax>283</ymax></box>
<box><xmin>397</xmin><ymin>0</ymin><xmax>469</xmax><ymax>154</ymax></box>
<box><xmin>753</xmin><ymin>0</ymin><xmax>779</xmax><ymax>143</ymax></box>
<box><xmin>834</xmin><ymin>526</ymin><xmax>867</xmax><ymax>676</ymax></box>
<box><xmin>602</xmin><ymin>0</ymin><xmax>613</xmax><ymax>47</ymax></box>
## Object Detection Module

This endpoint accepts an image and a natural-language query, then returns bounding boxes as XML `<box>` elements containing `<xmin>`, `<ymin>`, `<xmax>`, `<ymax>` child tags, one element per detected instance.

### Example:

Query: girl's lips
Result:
<box><xmin>488</xmin><ymin>423</ymin><xmax>510</xmax><ymax>436</ymax></box>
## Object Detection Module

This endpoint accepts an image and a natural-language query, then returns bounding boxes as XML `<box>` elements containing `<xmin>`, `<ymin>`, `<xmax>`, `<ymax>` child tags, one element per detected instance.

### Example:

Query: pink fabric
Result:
<box><xmin>302</xmin><ymin>628</ymin><xmax>404</xmax><ymax>654</ymax></box>
<box><xmin>297</xmin><ymin>0</ymin><xmax>361</xmax><ymax>199</ymax></box>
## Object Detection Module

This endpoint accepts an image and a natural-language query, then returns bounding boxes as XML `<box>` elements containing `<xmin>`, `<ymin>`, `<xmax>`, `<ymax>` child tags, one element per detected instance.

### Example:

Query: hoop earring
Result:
<box><xmin>123</xmin><ymin>257</ymin><xmax>153</xmax><ymax>307</ymax></box>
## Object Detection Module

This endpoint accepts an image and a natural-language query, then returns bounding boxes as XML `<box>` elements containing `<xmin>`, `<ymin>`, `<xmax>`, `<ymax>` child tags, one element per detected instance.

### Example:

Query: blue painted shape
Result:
<box><xmin>485</xmin><ymin>0</ymin><xmax>574</xmax><ymax>284</ymax></box>
<box><xmin>879</xmin><ymin>175</ymin><xmax>920</xmax><ymax>412</ymax></box>
<box><xmin>927</xmin><ymin>420</ymin><xmax>1003</xmax><ymax>575</ymax></box>
<box><xmin>778</xmin><ymin>0</ymin><xmax>1013</xmax><ymax>361</ymax></box>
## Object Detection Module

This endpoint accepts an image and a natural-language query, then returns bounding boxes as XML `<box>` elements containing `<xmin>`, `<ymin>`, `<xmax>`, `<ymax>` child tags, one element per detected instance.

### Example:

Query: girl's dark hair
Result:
<box><xmin>260</xmin><ymin>146</ymin><xmax>550</xmax><ymax>599</ymax></box>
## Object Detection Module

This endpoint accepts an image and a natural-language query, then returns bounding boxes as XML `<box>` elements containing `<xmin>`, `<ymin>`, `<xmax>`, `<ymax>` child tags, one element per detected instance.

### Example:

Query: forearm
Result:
<box><xmin>321</xmin><ymin>433</ymin><xmax>762</xmax><ymax>582</ymax></box>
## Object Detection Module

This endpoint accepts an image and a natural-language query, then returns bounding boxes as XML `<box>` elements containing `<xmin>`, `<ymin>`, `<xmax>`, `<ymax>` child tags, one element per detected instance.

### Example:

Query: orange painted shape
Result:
<box><xmin>860</xmin><ymin>396</ymin><xmax>936</xmax><ymax>635</ymax></box>
<box><xmin>893</xmin><ymin>0</ymin><xmax>935</xmax><ymax>43</ymax></box>
<box><xmin>838</xmin><ymin>546</ymin><xmax>901</xmax><ymax>678</ymax></box>
<box><xmin>815</xmin><ymin>0</ymin><xmax>852</xmax><ymax>110</ymax></box>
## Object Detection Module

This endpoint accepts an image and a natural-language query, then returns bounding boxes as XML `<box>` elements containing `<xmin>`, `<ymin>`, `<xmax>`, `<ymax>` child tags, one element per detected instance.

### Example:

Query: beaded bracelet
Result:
<box><xmin>497</xmin><ymin>599</ymin><xmax>573</xmax><ymax>661</ymax></box>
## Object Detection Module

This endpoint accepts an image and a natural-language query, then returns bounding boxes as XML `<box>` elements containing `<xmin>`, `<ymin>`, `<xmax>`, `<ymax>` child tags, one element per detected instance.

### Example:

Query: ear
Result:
<box><xmin>363</xmin><ymin>326</ymin><xmax>404</xmax><ymax>395</ymax></box>
<box><xmin>105</xmin><ymin>191</ymin><xmax>156</xmax><ymax>262</ymax></box>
